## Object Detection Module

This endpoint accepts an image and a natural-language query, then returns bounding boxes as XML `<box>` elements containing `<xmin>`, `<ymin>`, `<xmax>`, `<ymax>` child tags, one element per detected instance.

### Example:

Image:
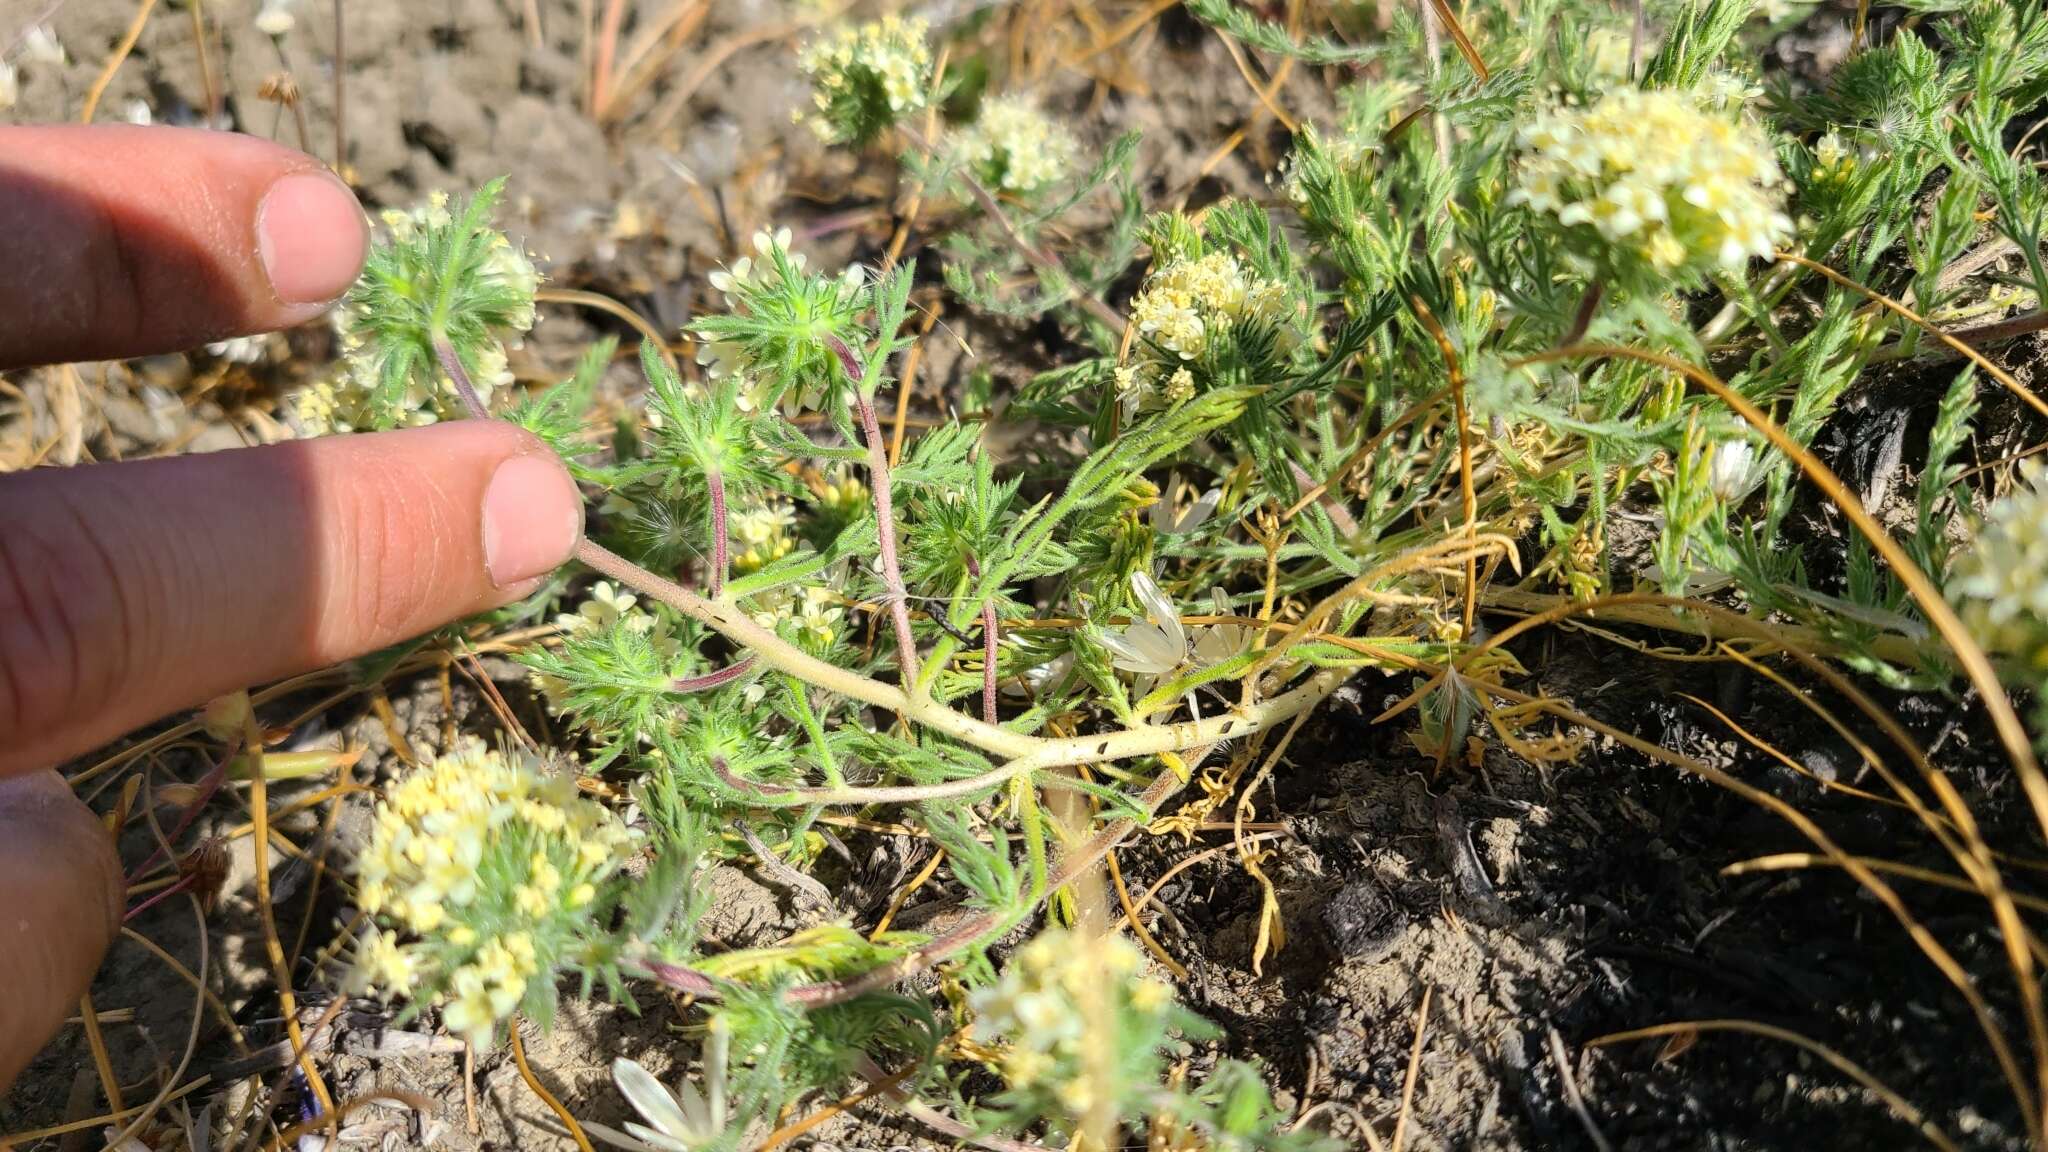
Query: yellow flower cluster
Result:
<box><xmin>730</xmin><ymin>503</ymin><xmax>799</xmax><ymax>572</ymax></box>
<box><xmin>968</xmin><ymin>929</ymin><xmax>1173</xmax><ymax>1113</ymax></box>
<box><xmin>296</xmin><ymin>191</ymin><xmax>539</xmax><ymax>434</ymax></box>
<box><xmin>797</xmin><ymin>15</ymin><xmax>932</xmax><ymax>144</ymax></box>
<box><xmin>351</xmin><ymin>745</ymin><xmax>635</xmax><ymax>1048</ymax></box>
<box><xmin>1953</xmin><ymin>461</ymin><xmax>2048</xmax><ymax>672</ymax></box>
<box><xmin>1509</xmin><ymin>87</ymin><xmax>1793</xmax><ymax>278</ymax></box>
<box><xmin>1809</xmin><ymin>131</ymin><xmax>1860</xmax><ymax>189</ymax></box>
<box><xmin>751</xmin><ymin>585</ymin><xmax>845</xmax><ymax>650</ymax></box>
<box><xmin>810</xmin><ymin>467</ymin><xmax>868</xmax><ymax>516</ymax></box>
<box><xmin>958</xmin><ymin>96</ymin><xmax>1078</xmax><ymax>195</ymax></box>
<box><xmin>1117</xmin><ymin>252</ymin><xmax>1294</xmax><ymax>410</ymax></box>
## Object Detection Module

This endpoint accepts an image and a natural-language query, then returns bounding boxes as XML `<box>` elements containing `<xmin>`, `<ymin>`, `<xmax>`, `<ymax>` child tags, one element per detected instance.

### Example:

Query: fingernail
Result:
<box><xmin>482</xmin><ymin>454</ymin><xmax>581</xmax><ymax>588</ymax></box>
<box><xmin>256</xmin><ymin>171</ymin><xmax>367</xmax><ymax>305</ymax></box>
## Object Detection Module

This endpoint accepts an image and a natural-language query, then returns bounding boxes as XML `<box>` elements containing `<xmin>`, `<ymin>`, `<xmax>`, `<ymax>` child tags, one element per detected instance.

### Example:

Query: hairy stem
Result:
<box><xmin>853</xmin><ymin>390</ymin><xmax>923</xmax><ymax>687</ymax></box>
<box><xmin>967</xmin><ymin>555</ymin><xmax>998</xmax><ymax>726</ymax></box>
<box><xmin>433</xmin><ymin>335</ymin><xmax>492</xmax><ymax>419</ymax></box>
<box><xmin>1560</xmin><ymin>281</ymin><xmax>1605</xmax><ymax>348</ymax></box>
<box><xmin>706</xmin><ymin>467</ymin><xmax>728</xmax><ymax>598</ymax></box>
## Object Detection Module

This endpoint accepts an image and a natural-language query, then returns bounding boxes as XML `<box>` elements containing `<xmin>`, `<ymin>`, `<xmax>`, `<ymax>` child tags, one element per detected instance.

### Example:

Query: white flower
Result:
<box><xmin>19</xmin><ymin>25</ymin><xmax>65</xmax><ymax>66</ymax></box>
<box><xmin>1509</xmin><ymin>87</ymin><xmax>1793</xmax><ymax>278</ymax></box>
<box><xmin>205</xmin><ymin>334</ymin><xmax>273</xmax><ymax>364</ymax></box>
<box><xmin>958</xmin><ymin>96</ymin><xmax>1079</xmax><ymax>195</ymax></box>
<box><xmin>1952</xmin><ymin>460</ymin><xmax>2048</xmax><ymax>672</ymax></box>
<box><xmin>1095</xmin><ymin>570</ymin><xmax>1186</xmax><ymax>678</ymax></box>
<box><xmin>255</xmin><ymin>0</ymin><xmax>297</xmax><ymax>35</ymax></box>
<box><xmin>1706</xmin><ymin>436</ymin><xmax>1754</xmax><ymax>501</ymax></box>
<box><xmin>590</xmin><ymin>1022</ymin><xmax>731</xmax><ymax>1152</ymax></box>
<box><xmin>0</xmin><ymin>63</ymin><xmax>17</xmax><ymax>112</ymax></box>
<box><xmin>1192</xmin><ymin>589</ymin><xmax>1253</xmax><ymax>666</ymax></box>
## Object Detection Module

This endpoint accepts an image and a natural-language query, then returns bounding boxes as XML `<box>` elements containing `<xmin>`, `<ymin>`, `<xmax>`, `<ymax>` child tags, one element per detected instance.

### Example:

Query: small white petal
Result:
<box><xmin>612</xmin><ymin>1059</ymin><xmax>693</xmax><ymax>1140</ymax></box>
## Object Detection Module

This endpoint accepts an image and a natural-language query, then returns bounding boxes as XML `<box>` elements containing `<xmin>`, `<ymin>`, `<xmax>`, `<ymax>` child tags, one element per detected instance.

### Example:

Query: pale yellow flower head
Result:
<box><xmin>797</xmin><ymin>15</ymin><xmax>933</xmax><ymax>145</ymax></box>
<box><xmin>1953</xmin><ymin>461</ymin><xmax>2048</xmax><ymax>673</ymax></box>
<box><xmin>1509</xmin><ymin>86</ymin><xmax>1793</xmax><ymax>280</ymax></box>
<box><xmin>350</xmin><ymin>744</ymin><xmax>636</xmax><ymax>1048</ymax></box>
<box><xmin>730</xmin><ymin>502</ymin><xmax>800</xmax><ymax>573</ymax></box>
<box><xmin>1117</xmin><ymin>249</ymin><xmax>1296</xmax><ymax>414</ymax></box>
<box><xmin>959</xmin><ymin>96</ymin><xmax>1078</xmax><ymax>195</ymax></box>
<box><xmin>968</xmin><ymin>928</ymin><xmax>1176</xmax><ymax>1116</ymax></box>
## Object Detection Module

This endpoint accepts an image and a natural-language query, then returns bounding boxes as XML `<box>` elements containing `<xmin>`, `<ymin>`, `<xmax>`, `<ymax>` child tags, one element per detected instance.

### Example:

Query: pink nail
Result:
<box><xmin>482</xmin><ymin>454</ymin><xmax>581</xmax><ymax>588</ymax></box>
<box><xmin>255</xmin><ymin>171</ymin><xmax>367</xmax><ymax>305</ymax></box>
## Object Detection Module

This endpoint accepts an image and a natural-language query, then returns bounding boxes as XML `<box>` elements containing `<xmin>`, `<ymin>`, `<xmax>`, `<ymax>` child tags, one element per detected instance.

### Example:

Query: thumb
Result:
<box><xmin>0</xmin><ymin>421</ymin><xmax>583</xmax><ymax>779</ymax></box>
<box><xmin>0</xmin><ymin>770</ymin><xmax>123</xmax><ymax>1092</ymax></box>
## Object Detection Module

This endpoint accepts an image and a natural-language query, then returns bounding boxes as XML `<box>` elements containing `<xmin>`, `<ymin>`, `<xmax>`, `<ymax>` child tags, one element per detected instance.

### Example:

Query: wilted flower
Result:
<box><xmin>1148</xmin><ymin>473</ymin><xmax>1221</xmax><ymax>536</ymax></box>
<box><xmin>205</xmin><ymin>334</ymin><xmax>276</xmax><ymax>365</ymax></box>
<box><xmin>1952</xmin><ymin>461</ymin><xmax>2048</xmax><ymax>672</ymax></box>
<box><xmin>594</xmin><ymin>1021</ymin><xmax>732</xmax><ymax>1152</ymax></box>
<box><xmin>1705</xmin><ymin>434</ymin><xmax>1755</xmax><ymax>501</ymax></box>
<box><xmin>1191</xmin><ymin>589</ymin><xmax>1254</xmax><ymax>667</ymax></box>
<box><xmin>1096</xmin><ymin>570</ymin><xmax>1187</xmax><ymax>679</ymax></box>
<box><xmin>19</xmin><ymin>24</ymin><xmax>65</xmax><ymax>65</ymax></box>
<box><xmin>1509</xmin><ymin>86</ymin><xmax>1793</xmax><ymax>280</ymax></box>
<box><xmin>255</xmin><ymin>0</ymin><xmax>296</xmax><ymax>35</ymax></box>
<box><xmin>797</xmin><ymin>15</ymin><xmax>933</xmax><ymax>147</ymax></box>
<box><xmin>958</xmin><ymin>95</ymin><xmax>1078</xmax><ymax>195</ymax></box>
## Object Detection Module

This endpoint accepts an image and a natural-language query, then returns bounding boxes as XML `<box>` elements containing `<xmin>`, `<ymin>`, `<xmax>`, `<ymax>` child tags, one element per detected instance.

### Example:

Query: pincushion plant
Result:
<box><xmin>306</xmin><ymin>0</ymin><xmax>2048</xmax><ymax>1146</ymax></box>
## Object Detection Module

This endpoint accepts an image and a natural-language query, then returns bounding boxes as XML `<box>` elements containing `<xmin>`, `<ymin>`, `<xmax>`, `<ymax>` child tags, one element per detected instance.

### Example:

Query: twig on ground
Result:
<box><xmin>1546</xmin><ymin>1025</ymin><xmax>1612</xmax><ymax>1152</ymax></box>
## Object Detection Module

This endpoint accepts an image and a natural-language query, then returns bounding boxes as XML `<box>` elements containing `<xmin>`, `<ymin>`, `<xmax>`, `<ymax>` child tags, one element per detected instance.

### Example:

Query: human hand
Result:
<box><xmin>0</xmin><ymin>126</ymin><xmax>583</xmax><ymax>1092</ymax></box>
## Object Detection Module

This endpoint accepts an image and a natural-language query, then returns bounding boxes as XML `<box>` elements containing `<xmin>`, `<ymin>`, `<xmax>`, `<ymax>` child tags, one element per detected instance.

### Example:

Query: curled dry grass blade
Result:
<box><xmin>1587</xmin><ymin>1020</ymin><xmax>1959</xmax><ymax>1151</ymax></box>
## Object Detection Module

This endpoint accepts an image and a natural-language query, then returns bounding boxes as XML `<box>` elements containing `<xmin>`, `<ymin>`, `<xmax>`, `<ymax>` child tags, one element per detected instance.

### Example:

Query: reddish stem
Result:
<box><xmin>670</xmin><ymin>655</ymin><xmax>754</xmax><ymax>694</ymax></box>
<box><xmin>125</xmin><ymin>874</ymin><xmax>198</xmax><ymax>922</ymax></box>
<box><xmin>707</xmin><ymin>468</ymin><xmax>728</xmax><ymax>599</ymax></box>
<box><xmin>433</xmin><ymin>337</ymin><xmax>491</xmax><ymax>419</ymax></box>
<box><xmin>126</xmin><ymin>747</ymin><xmax>233</xmax><ymax>885</ymax></box>
<box><xmin>851</xmin><ymin>388</ymin><xmax>921</xmax><ymax>686</ymax></box>
<box><xmin>966</xmin><ymin>555</ymin><xmax>997</xmax><ymax>726</ymax></box>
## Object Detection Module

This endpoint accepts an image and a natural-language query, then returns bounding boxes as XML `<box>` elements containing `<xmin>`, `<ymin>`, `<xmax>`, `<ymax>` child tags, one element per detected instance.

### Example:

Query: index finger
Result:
<box><xmin>0</xmin><ymin>124</ymin><xmax>368</xmax><ymax>368</ymax></box>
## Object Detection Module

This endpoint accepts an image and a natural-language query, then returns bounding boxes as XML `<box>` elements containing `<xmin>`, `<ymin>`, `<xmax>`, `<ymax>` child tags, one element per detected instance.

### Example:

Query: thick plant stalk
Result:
<box><xmin>578</xmin><ymin>536</ymin><xmax>1346</xmax><ymax>772</ymax></box>
<box><xmin>427</xmin><ymin>323</ymin><xmax>1372</xmax><ymax>1018</ymax></box>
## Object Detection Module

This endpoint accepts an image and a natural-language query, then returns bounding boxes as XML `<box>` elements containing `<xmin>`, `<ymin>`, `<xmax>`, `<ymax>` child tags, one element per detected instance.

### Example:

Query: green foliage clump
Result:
<box><xmin>308</xmin><ymin>0</ymin><xmax>2048</xmax><ymax>1143</ymax></box>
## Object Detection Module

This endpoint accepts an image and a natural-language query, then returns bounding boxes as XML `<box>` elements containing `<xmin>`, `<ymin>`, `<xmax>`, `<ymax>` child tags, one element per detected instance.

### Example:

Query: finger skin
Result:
<box><xmin>0</xmin><ymin>421</ymin><xmax>582</xmax><ymax>778</ymax></box>
<box><xmin>0</xmin><ymin>770</ymin><xmax>123</xmax><ymax>1093</ymax></box>
<box><xmin>0</xmin><ymin>125</ymin><xmax>368</xmax><ymax>368</ymax></box>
